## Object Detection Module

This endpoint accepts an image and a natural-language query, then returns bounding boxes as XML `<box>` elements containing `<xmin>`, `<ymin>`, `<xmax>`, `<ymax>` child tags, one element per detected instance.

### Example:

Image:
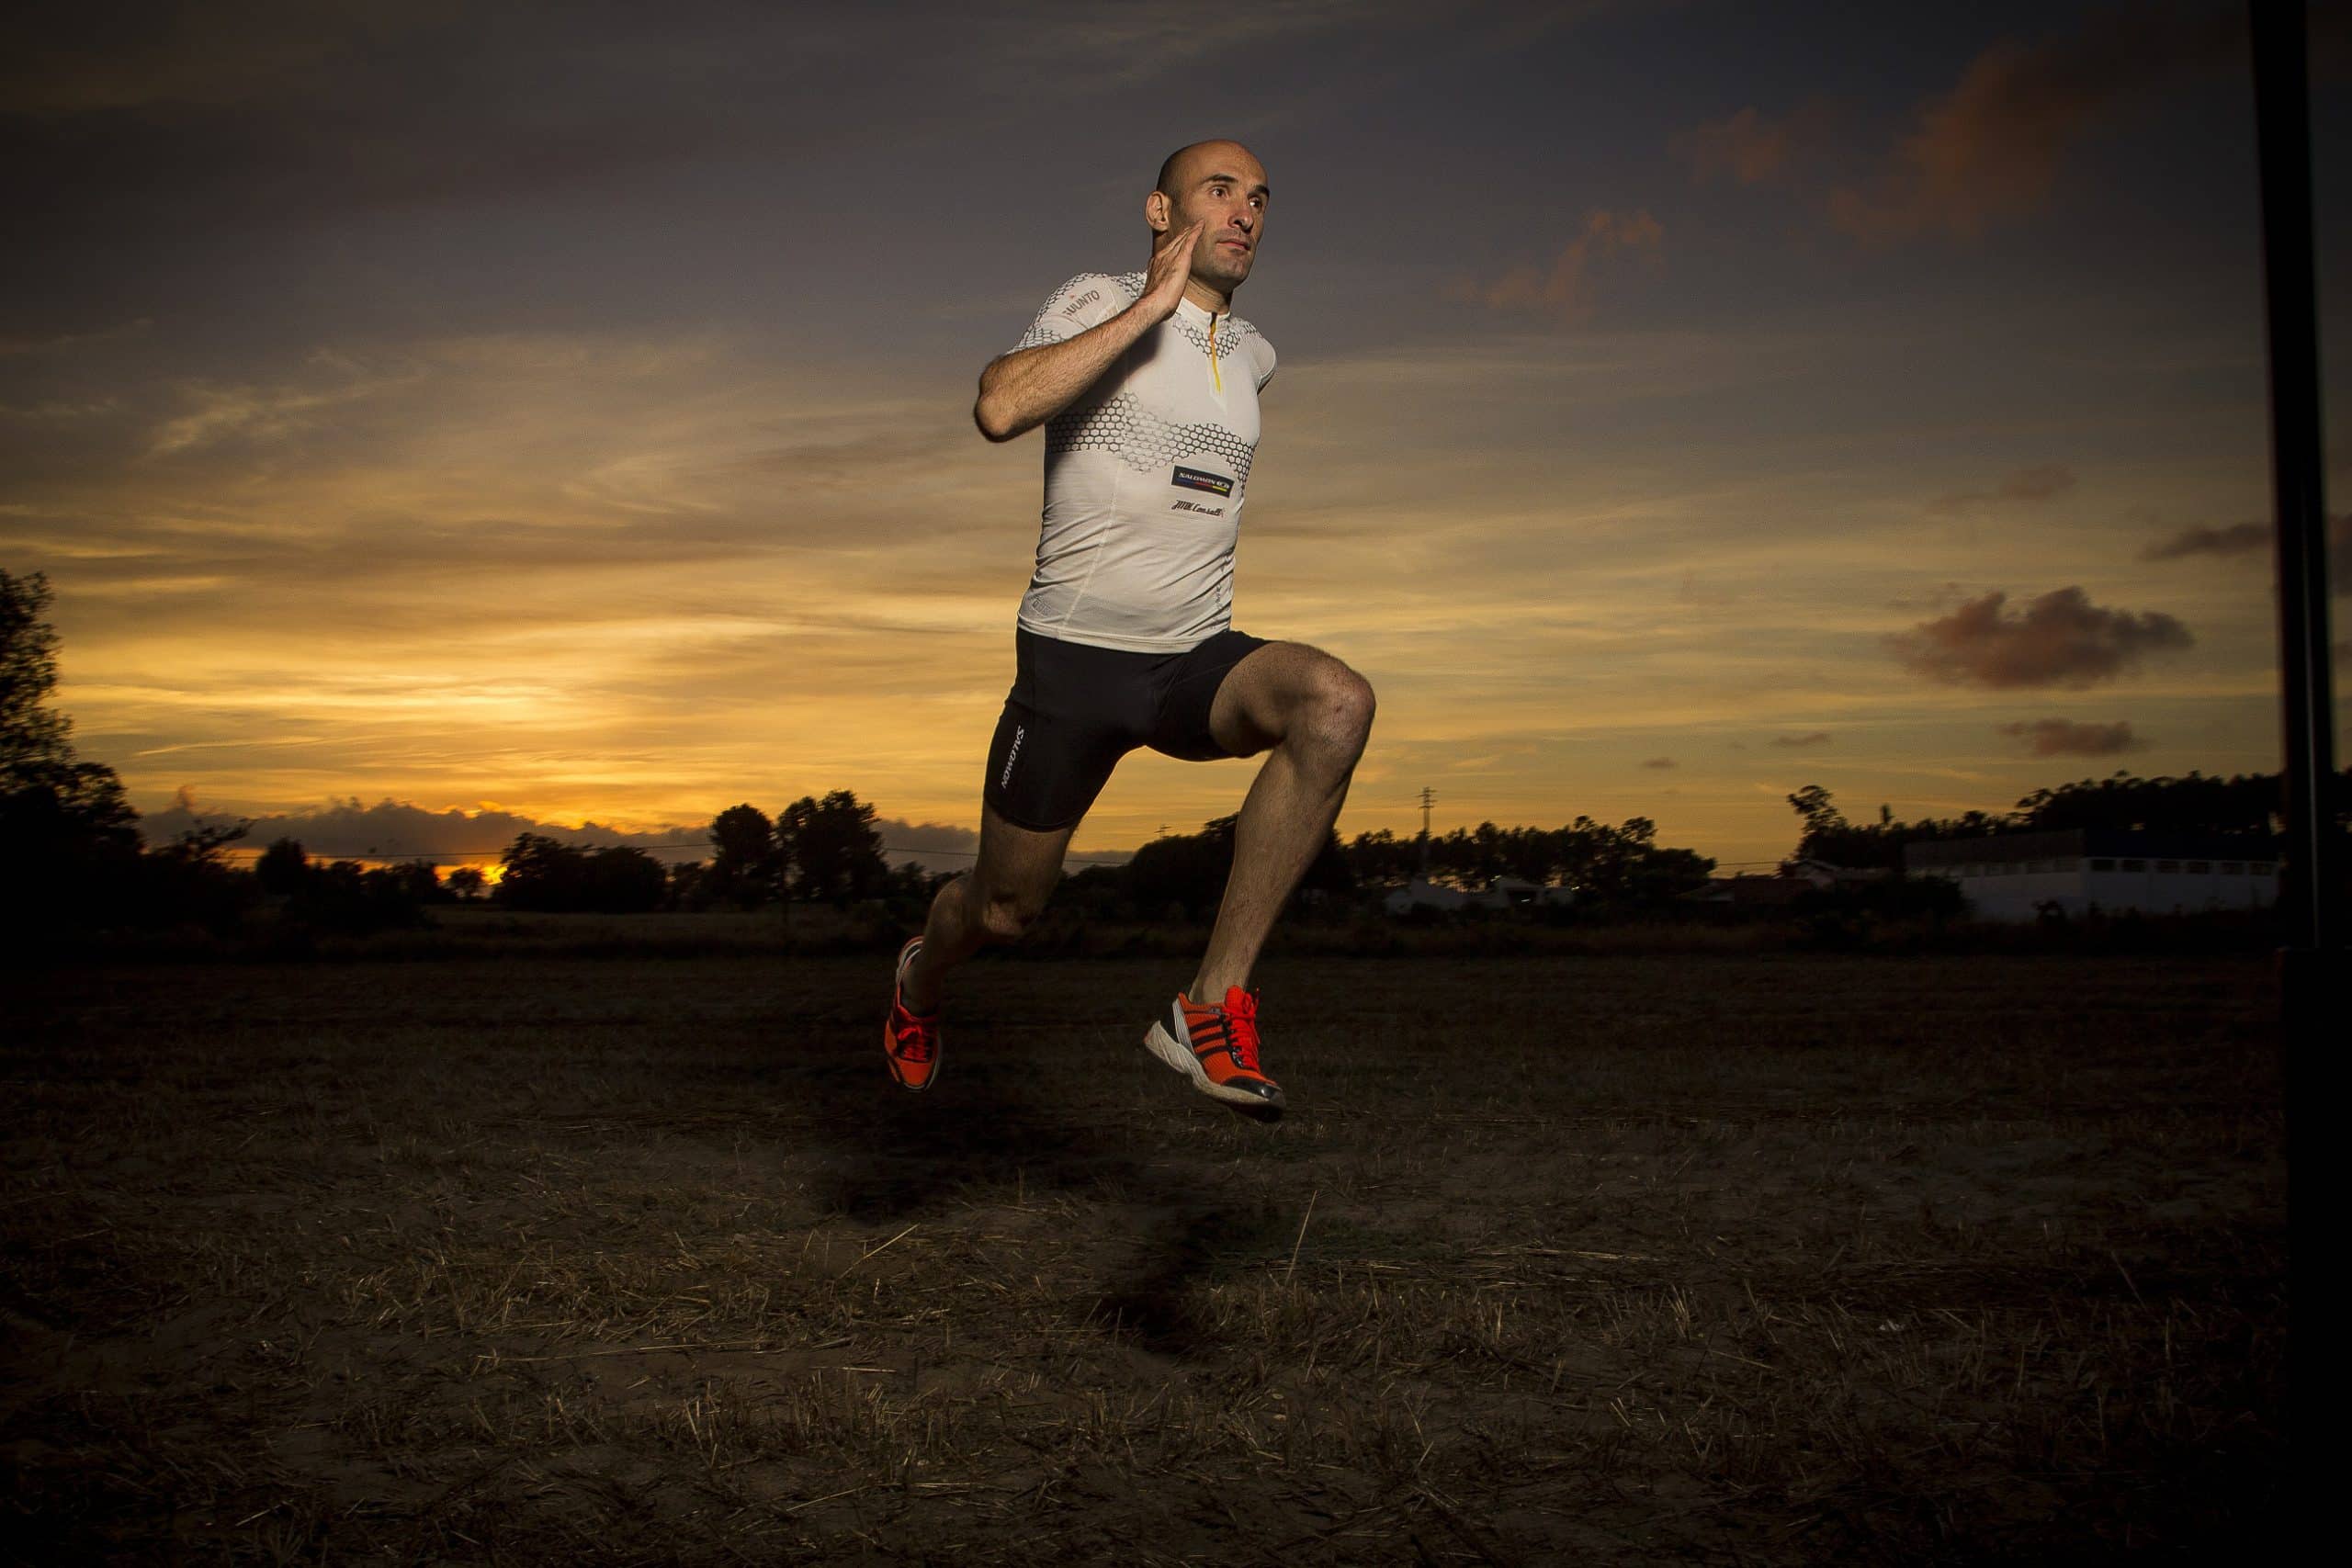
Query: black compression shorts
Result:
<box><xmin>983</xmin><ymin>626</ymin><xmax>1271</xmax><ymax>832</ymax></box>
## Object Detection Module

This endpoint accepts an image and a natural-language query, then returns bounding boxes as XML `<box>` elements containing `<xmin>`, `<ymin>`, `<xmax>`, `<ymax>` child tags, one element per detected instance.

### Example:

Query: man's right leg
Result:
<box><xmin>898</xmin><ymin>801</ymin><xmax>1078</xmax><ymax>1013</ymax></box>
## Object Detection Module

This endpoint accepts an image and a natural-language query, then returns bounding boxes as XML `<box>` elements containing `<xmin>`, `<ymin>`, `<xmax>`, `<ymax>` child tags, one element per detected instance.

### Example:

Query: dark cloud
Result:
<box><xmin>1769</xmin><ymin>732</ymin><xmax>1831</xmax><ymax>749</ymax></box>
<box><xmin>0</xmin><ymin>0</ymin><xmax>1452</xmax><ymax>259</ymax></box>
<box><xmin>134</xmin><ymin>795</ymin><xmax>1125</xmax><ymax>874</ymax></box>
<box><xmin>137</xmin><ymin>795</ymin><xmax>701</xmax><ymax>861</ymax></box>
<box><xmin>873</xmin><ymin>818</ymin><xmax>978</xmax><ymax>874</ymax></box>
<box><xmin>1996</xmin><ymin>717</ymin><xmax>2145</xmax><ymax>756</ymax></box>
<box><xmin>2141</xmin><ymin>519</ymin><xmax>2267</xmax><ymax>560</ymax></box>
<box><xmin>1639</xmin><ymin>756</ymin><xmax>1676</xmax><ymax>770</ymax></box>
<box><xmin>1827</xmin><ymin>3</ymin><xmax>2242</xmax><ymax>243</ymax></box>
<box><xmin>2141</xmin><ymin>513</ymin><xmax>2346</xmax><ymax>593</ymax></box>
<box><xmin>1926</xmin><ymin>464</ymin><xmax>2075</xmax><ymax>514</ymax></box>
<box><xmin>1887</xmin><ymin>586</ymin><xmax>2193</xmax><ymax>688</ymax></box>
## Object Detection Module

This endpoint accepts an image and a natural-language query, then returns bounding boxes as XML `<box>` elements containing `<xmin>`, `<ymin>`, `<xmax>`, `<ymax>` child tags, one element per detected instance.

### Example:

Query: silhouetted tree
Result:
<box><xmin>495</xmin><ymin>833</ymin><xmax>588</xmax><ymax>910</ymax></box>
<box><xmin>1777</xmin><ymin>773</ymin><xmax>2330</xmax><ymax>873</ymax></box>
<box><xmin>1346</xmin><ymin>814</ymin><xmax>1708</xmax><ymax>908</ymax></box>
<box><xmin>2011</xmin><ymin>768</ymin><xmax>2341</xmax><ymax>836</ymax></box>
<box><xmin>492</xmin><ymin>833</ymin><xmax>665</xmax><ymax>912</ymax></box>
<box><xmin>585</xmin><ymin>846</ymin><xmax>667</xmax><ymax>912</ymax></box>
<box><xmin>1784</xmin><ymin>785</ymin><xmax>2010</xmax><ymax>870</ymax></box>
<box><xmin>255</xmin><ymin>837</ymin><xmax>310</xmax><ymax>897</ymax></box>
<box><xmin>446</xmin><ymin>865</ymin><xmax>487</xmax><ymax>901</ymax></box>
<box><xmin>706</xmin><ymin>803</ymin><xmax>779</xmax><ymax>907</ymax></box>
<box><xmin>1347</xmin><ymin>828</ymin><xmax>1417</xmax><ymax>886</ymax></box>
<box><xmin>283</xmin><ymin>859</ymin><xmax>427</xmax><ymax>935</ymax></box>
<box><xmin>780</xmin><ymin>790</ymin><xmax>887</xmax><ymax>904</ymax></box>
<box><xmin>1</xmin><ymin>570</ymin><xmax>139</xmax><ymax>877</ymax></box>
<box><xmin>1120</xmin><ymin>817</ymin><xmax>1238</xmax><ymax>919</ymax></box>
<box><xmin>387</xmin><ymin>859</ymin><xmax>448</xmax><ymax>903</ymax></box>
<box><xmin>1115</xmin><ymin>816</ymin><xmax>1351</xmax><ymax>920</ymax></box>
<box><xmin>1</xmin><ymin>570</ymin><xmax>157</xmax><ymax>942</ymax></box>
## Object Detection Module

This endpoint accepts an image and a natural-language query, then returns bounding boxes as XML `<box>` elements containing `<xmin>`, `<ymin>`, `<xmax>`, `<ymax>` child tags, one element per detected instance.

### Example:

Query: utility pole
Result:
<box><xmin>2251</xmin><ymin>0</ymin><xmax>2342</xmax><ymax>967</ymax></box>
<box><xmin>2249</xmin><ymin>0</ymin><xmax>2337</xmax><ymax>1473</ymax></box>
<box><xmin>1418</xmin><ymin>787</ymin><xmax>1435</xmax><ymax>877</ymax></box>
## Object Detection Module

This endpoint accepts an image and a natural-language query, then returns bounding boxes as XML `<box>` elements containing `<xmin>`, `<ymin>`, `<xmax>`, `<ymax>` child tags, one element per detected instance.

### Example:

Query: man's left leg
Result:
<box><xmin>1190</xmin><ymin>641</ymin><xmax>1375</xmax><ymax>999</ymax></box>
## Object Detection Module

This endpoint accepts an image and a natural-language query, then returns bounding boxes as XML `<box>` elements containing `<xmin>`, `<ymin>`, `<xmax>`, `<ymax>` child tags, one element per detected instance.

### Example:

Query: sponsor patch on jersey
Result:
<box><xmin>1171</xmin><ymin>465</ymin><xmax>1234</xmax><ymax>496</ymax></box>
<box><xmin>1172</xmin><ymin>499</ymin><xmax>1227</xmax><ymax>517</ymax></box>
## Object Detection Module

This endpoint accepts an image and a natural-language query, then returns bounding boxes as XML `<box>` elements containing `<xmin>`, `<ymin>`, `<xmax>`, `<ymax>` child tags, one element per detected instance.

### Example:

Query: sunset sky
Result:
<box><xmin>4</xmin><ymin>0</ymin><xmax>2346</xmax><ymax>873</ymax></box>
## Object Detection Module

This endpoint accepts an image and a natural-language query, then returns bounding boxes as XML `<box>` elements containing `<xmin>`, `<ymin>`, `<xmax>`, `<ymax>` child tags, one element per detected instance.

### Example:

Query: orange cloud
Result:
<box><xmin>2141</xmin><ymin>520</ymin><xmax>2267</xmax><ymax>560</ymax></box>
<box><xmin>1828</xmin><ymin>5</ymin><xmax>2237</xmax><ymax>243</ymax></box>
<box><xmin>1460</xmin><ymin>209</ymin><xmax>1663</xmax><ymax>321</ymax></box>
<box><xmin>1888</xmin><ymin>587</ymin><xmax>2193</xmax><ymax>688</ymax></box>
<box><xmin>1926</xmin><ymin>464</ymin><xmax>2075</xmax><ymax>514</ymax></box>
<box><xmin>1996</xmin><ymin>717</ymin><xmax>2145</xmax><ymax>756</ymax></box>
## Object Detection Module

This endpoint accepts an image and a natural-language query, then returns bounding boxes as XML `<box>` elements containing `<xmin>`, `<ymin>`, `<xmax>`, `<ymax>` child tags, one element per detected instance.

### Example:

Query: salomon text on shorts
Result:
<box><xmin>983</xmin><ymin>626</ymin><xmax>1269</xmax><ymax>832</ymax></box>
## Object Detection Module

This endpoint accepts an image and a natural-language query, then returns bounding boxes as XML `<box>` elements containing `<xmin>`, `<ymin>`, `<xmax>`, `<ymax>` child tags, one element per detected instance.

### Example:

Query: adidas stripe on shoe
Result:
<box><xmin>1142</xmin><ymin>985</ymin><xmax>1284</xmax><ymax>1122</ymax></box>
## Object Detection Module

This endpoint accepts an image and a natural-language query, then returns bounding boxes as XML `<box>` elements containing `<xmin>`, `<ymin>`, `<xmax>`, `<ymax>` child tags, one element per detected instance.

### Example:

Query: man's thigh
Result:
<box><xmin>1205</xmin><ymin>640</ymin><xmax>1363</xmax><ymax>758</ymax></box>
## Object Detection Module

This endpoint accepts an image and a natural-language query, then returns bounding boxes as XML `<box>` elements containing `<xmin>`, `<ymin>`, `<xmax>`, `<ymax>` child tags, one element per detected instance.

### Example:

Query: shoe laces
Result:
<box><xmin>891</xmin><ymin>1004</ymin><xmax>935</xmax><ymax>1063</ymax></box>
<box><xmin>1205</xmin><ymin>987</ymin><xmax>1261</xmax><ymax>1074</ymax></box>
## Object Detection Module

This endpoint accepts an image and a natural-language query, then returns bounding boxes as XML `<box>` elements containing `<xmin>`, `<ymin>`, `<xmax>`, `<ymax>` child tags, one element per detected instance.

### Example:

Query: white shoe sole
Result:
<box><xmin>1143</xmin><ymin>1015</ymin><xmax>1283</xmax><ymax>1119</ymax></box>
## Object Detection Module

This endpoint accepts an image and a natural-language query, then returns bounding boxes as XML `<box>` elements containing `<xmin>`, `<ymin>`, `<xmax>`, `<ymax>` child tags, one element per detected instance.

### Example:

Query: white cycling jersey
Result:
<box><xmin>1005</xmin><ymin>270</ymin><xmax>1277</xmax><ymax>652</ymax></box>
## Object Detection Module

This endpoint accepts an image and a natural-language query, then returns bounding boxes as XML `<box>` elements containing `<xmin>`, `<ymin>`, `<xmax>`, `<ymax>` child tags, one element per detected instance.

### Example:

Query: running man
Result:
<box><xmin>884</xmin><ymin>140</ymin><xmax>1374</xmax><ymax>1122</ymax></box>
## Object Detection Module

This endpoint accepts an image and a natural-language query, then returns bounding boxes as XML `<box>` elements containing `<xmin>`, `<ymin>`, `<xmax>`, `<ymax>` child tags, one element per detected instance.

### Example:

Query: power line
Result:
<box><xmin>208</xmin><ymin>838</ymin><xmax>1136</xmax><ymax>865</ymax></box>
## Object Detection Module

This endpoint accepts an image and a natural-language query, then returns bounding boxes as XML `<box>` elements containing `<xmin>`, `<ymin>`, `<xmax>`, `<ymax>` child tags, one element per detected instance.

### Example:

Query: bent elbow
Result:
<box><xmin>973</xmin><ymin>398</ymin><xmax>1018</xmax><ymax>443</ymax></box>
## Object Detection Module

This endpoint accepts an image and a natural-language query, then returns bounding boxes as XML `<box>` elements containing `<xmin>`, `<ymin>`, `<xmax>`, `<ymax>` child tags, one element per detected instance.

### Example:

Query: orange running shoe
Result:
<box><xmin>1143</xmin><ymin>986</ymin><xmax>1285</xmax><ymax>1122</ymax></box>
<box><xmin>883</xmin><ymin>936</ymin><xmax>941</xmax><ymax>1091</ymax></box>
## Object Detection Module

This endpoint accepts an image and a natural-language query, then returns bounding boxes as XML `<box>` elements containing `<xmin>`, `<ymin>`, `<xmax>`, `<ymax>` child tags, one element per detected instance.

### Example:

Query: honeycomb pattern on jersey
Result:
<box><xmin>1012</xmin><ymin>272</ymin><xmax>1146</xmax><ymax>351</ymax></box>
<box><xmin>1169</xmin><ymin>313</ymin><xmax>1260</xmax><ymax>362</ymax></box>
<box><xmin>1046</xmin><ymin>390</ymin><xmax>1255</xmax><ymax>488</ymax></box>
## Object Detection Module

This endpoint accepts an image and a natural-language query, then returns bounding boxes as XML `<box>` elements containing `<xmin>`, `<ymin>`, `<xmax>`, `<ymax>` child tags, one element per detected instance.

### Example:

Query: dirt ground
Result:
<box><xmin>2</xmin><ymin>942</ymin><xmax>2289</xmax><ymax>1562</ymax></box>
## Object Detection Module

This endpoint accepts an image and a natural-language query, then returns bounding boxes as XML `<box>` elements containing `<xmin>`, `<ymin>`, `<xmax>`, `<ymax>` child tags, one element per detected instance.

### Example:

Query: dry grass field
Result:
<box><xmin>3</xmin><ymin>931</ymin><xmax>2288</xmax><ymax>1562</ymax></box>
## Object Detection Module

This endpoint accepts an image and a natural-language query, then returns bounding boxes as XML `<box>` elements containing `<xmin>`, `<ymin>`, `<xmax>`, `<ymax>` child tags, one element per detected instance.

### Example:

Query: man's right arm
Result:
<box><xmin>972</xmin><ymin>305</ymin><xmax>1158</xmax><ymax>443</ymax></box>
<box><xmin>974</xmin><ymin>220</ymin><xmax>1204</xmax><ymax>443</ymax></box>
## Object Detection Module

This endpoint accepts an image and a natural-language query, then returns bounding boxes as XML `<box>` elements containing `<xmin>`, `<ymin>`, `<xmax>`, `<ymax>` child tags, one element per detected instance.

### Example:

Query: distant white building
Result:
<box><xmin>1903</xmin><ymin>829</ymin><xmax>2278</xmax><ymax>922</ymax></box>
<box><xmin>1382</xmin><ymin>875</ymin><xmax>1575</xmax><ymax>915</ymax></box>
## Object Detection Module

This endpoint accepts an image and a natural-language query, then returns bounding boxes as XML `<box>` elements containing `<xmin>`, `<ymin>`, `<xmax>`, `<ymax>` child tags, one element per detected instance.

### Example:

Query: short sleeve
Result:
<box><xmin>1011</xmin><ymin>274</ymin><xmax>1123</xmax><ymax>354</ymax></box>
<box><xmin>1253</xmin><ymin>337</ymin><xmax>1278</xmax><ymax>392</ymax></box>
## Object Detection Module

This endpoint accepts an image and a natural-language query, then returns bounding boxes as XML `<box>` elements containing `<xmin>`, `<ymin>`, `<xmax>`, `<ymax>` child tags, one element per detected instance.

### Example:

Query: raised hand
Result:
<box><xmin>1136</xmin><ymin>220</ymin><xmax>1204</xmax><ymax>321</ymax></box>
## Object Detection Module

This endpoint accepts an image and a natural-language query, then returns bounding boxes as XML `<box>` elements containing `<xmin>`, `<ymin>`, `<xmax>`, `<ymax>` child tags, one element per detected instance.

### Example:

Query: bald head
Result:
<box><xmin>1156</xmin><ymin>139</ymin><xmax>1261</xmax><ymax>199</ymax></box>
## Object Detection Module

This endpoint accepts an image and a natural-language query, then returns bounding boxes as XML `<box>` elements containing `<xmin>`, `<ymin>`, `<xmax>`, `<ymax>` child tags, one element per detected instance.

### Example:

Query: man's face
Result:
<box><xmin>1163</xmin><ymin>148</ymin><xmax>1269</xmax><ymax>289</ymax></box>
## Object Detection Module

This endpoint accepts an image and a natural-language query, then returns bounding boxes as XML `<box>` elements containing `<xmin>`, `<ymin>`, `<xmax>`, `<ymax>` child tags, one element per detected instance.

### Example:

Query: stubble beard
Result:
<box><xmin>1203</xmin><ymin>249</ymin><xmax>1252</xmax><ymax>293</ymax></box>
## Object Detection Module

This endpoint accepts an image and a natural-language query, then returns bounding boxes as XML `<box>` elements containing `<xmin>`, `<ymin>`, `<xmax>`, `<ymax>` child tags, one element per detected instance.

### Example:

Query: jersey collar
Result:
<box><xmin>1175</xmin><ymin>295</ymin><xmax>1228</xmax><ymax>326</ymax></box>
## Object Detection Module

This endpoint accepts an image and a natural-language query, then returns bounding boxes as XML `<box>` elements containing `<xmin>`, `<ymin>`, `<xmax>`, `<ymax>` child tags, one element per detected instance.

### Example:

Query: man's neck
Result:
<box><xmin>1181</xmin><ymin>277</ymin><xmax>1233</xmax><ymax>316</ymax></box>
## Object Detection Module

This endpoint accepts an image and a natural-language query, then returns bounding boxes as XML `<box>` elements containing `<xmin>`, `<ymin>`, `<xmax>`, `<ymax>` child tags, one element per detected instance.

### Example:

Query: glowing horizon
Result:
<box><xmin>6</xmin><ymin>2</ymin><xmax>2345</xmax><ymax>874</ymax></box>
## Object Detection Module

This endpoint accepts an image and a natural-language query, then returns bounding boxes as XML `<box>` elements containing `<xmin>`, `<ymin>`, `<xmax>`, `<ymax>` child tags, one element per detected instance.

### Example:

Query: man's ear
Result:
<box><xmin>1145</xmin><ymin>190</ymin><xmax>1169</xmax><ymax>232</ymax></box>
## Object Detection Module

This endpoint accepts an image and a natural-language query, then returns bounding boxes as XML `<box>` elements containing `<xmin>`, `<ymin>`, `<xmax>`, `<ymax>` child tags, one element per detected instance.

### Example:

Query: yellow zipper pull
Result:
<box><xmin>1208</xmin><ymin>313</ymin><xmax>1222</xmax><ymax>393</ymax></box>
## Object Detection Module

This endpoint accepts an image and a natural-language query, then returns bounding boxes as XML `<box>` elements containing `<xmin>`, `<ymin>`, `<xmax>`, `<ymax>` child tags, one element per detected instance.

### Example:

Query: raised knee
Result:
<box><xmin>1309</xmin><ymin>669</ymin><xmax>1376</xmax><ymax>751</ymax></box>
<box><xmin>978</xmin><ymin>888</ymin><xmax>1042</xmax><ymax>942</ymax></box>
